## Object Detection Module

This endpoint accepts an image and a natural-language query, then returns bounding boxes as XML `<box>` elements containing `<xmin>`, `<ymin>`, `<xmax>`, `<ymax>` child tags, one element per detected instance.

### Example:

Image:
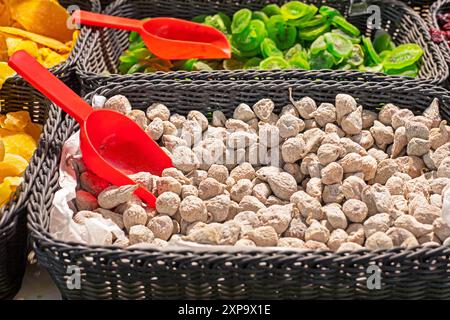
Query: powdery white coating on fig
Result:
<box><xmin>179</xmin><ymin>196</ymin><xmax>208</xmax><ymax>223</ymax></box>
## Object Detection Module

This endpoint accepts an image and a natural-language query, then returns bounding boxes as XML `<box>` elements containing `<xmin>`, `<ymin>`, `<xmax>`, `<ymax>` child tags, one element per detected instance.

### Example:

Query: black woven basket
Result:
<box><xmin>76</xmin><ymin>0</ymin><xmax>448</xmax><ymax>94</ymax></box>
<box><xmin>430</xmin><ymin>0</ymin><xmax>450</xmax><ymax>66</ymax></box>
<box><xmin>0</xmin><ymin>95</ymin><xmax>66</xmax><ymax>300</ymax></box>
<box><xmin>402</xmin><ymin>0</ymin><xmax>437</xmax><ymax>19</ymax></box>
<box><xmin>1</xmin><ymin>0</ymin><xmax>101</xmax><ymax>95</ymax></box>
<box><xmin>29</xmin><ymin>72</ymin><xmax>450</xmax><ymax>300</ymax></box>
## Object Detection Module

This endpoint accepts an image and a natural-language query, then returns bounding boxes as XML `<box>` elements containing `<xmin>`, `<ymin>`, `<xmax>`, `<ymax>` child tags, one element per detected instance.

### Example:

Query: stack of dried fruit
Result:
<box><xmin>65</xmin><ymin>93</ymin><xmax>450</xmax><ymax>251</ymax></box>
<box><xmin>119</xmin><ymin>1</ymin><xmax>423</xmax><ymax>76</ymax></box>
<box><xmin>430</xmin><ymin>12</ymin><xmax>450</xmax><ymax>46</ymax></box>
<box><xmin>0</xmin><ymin>0</ymin><xmax>78</xmax><ymax>88</ymax></box>
<box><xmin>0</xmin><ymin>111</ymin><xmax>41</xmax><ymax>211</ymax></box>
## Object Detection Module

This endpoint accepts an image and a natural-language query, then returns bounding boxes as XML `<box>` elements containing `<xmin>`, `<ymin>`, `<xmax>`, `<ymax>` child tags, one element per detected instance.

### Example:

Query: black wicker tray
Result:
<box><xmin>402</xmin><ymin>0</ymin><xmax>437</xmax><ymax>19</ymax></box>
<box><xmin>430</xmin><ymin>0</ymin><xmax>450</xmax><ymax>66</ymax></box>
<box><xmin>76</xmin><ymin>0</ymin><xmax>448</xmax><ymax>94</ymax></box>
<box><xmin>1</xmin><ymin>0</ymin><xmax>101</xmax><ymax>96</ymax></box>
<box><xmin>0</xmin><ymin>93</ymin><xmax>65</xmax><ymax>300</ymax></box>
<box><xmin>29</xmin><ymin>72</ymin><xmax>450</xmax><ymax>299</ymax></box>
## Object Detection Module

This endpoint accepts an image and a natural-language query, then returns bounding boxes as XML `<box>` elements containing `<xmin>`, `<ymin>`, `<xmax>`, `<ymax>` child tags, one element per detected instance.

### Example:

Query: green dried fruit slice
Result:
<box><xmin>297</xmin><ymin>14</ymin><xmax>326</xmax><ymax>29</ymax></box>
<box><xmin>232</xmin><ymin>19</ymin><xmax>267</xmax><ymax>52</ymax></box>
<box><xmin>267</xmin><ymin>15</ymin><xmax>297</xmax><ymax>50</ymax></box>
<box><xmin>231</xmin><ymin>8</ymin><xmax>252</xmax><ymax>34</ymax></box>
<box><xmin>285</xmin><ymin>43</ymin><xmax>304</xmax><ymax>60</ymax></box>
<box><xmin>384</xmin><ymin>63</ymin><xmax>419</xmax><ymax>77</ymax></box>
<box><xmin>298</xmin><ymin>22</ymin><xmax>330</xmax><ymax>41</ymax></box>
<box><xmin>310</xmin><ymin>35</ymin><xmax>327</xmax><ymax>54</ymax></box>
<box><xmin>348</xmin><ymin>44</ymin><xmax>364</xmax><ymax>66</ymax></box>
<box><xmin>289</xmin><ymin>53</ymin><xmax>310</xmax><ymax>69</ymax></box>
<box><xmin>373</xmin><ymin>29</ymin><xmax>391</xmax><ymax>53</ymax></box>
<box><xmin>319</xmin><ymin>6</ymin><xmax>341</xmax><ymax>18</ymax></box>
<box><xmin>252</xmin><ymin>11</ymin><xmax>269</xmax><ymax>24</ymax></box>
<box><xmin>362</xmin><ymin>36</ymin><xmax>381</xmax><ymax>64</ymax></box>
<box><xmin>262</xmin><ymin>4</ymin><xmax>281</xmax><ymax>17</ymax></box>
<box><xmin>287</xmin><ymin>4</ymin><xmax>318</xmax><ymax>27</ymax></box>
<box><xmin>259</xmin><ymin>56</ymin><xmax>290</xmax><ymax>69</ymax></box>
<box><xmin>324</xmin><ymin>32</ymin><xmax>353</xmax><ymax>58</ymax></box>
<box><xmin>280</xmin><ymin>1</ymin><xmax>310</xmax><ymax>20</ymax></box>
<box><xmin>383</xmin><ymin>44</ymin><xmax>423</xmax><ymax>70</ymax></box>
<box><xmin>309</xmin><ymin>50</ymin><xmax>335</xmax><ymax>69</ymax></box>
<box><xmin>261</xmin><ymin>38</ymin><xmax>283</xmax><ymax>58</ymax></box>
<box><xmin>331</xmin><ymin>15</ymin><xmax>360</xmax><ymax>37</ymax></box>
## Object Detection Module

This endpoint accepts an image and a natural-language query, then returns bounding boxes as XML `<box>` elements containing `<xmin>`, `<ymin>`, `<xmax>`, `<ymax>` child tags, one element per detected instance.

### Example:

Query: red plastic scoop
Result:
<box><xmin>72</xmin><ymin>10</ymin><xmax>231</xmax><ymax>60</ymax></box>
<box><xmin>9</xmin><ymin>51</ymin><xmax>173</xmax><ymax>207</ymax></box>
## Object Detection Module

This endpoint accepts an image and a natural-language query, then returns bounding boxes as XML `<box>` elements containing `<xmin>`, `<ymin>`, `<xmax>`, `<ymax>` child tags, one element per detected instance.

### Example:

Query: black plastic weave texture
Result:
<box><xmin>0</xmin><ymin>0</ymin><xmax>100</xmax><ymax>300</ymax></box>
<box><xmin>76</xmin><ymin>0</ymin><xmax>449</xmax><ymax>94</ymax></box>
<box><xmin>29</xmin><ymin>72</ymin><xmax>450</xmax><ymax>299</ymax></box>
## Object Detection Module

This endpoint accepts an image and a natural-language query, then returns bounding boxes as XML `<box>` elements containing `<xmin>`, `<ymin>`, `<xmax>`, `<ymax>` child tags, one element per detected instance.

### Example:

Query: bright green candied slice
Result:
<box><xmin>244</xmin><ymin>57</ymin><xmax>262</xmax><ymax>69</ymax></box>
<box><xmin>285</xmin><ymin>43</ymin><xmax>304</xmax><ymax>60</ymax></box>
<box><xmin>259</xmin><ymin>56</ymin><xmax>290</xmax><ymax>69</ymax></box>
<box><xmin>384</xmin><ymin>63</ymin><xmax>419</xmax><ymax>77</ymax></box>
<box><xmin>309</xmin><ymin>50</ymin><xmax>335</xmax><ymax>69</ymax></box>
<box><xmin>289</xmin><ymin>53</ymin><xmax>311</xmax><ymax>69</ymax></box>
<box><xmin>232</xmin><ymin>20</ymin><xmax>267</xmax><ymax>52</ymax></box>
<box><xmin>298</xmin><ymin>22</ymin><xmax>330</xmax><ymax>41</ymax></box>
<box><xmin>231</xmin><ymin>8</ymin><xmax>252</xmax><ymax>34</ymax></box>
<box><xmin>280</xmin><ymin>1</ymin><xmax>310</xmax><ymax>20</ymax></box>
<box><xmin>331</xmin><ymin>29</ymin><xmax>360</xmax><ymax>44</ymax></box>
<box><xmin>204</xmin><ymin>14</ymin><xmax>228</xmax><ymax>34</ymax></box>
<box><xmin>287</xmin><ymin>4</ymin><xmax>318</xmax><ymax>27</ymax></box>
<box><xmin>252</xmin><ymin>11</ymin><xmax>269</xmax><ymax>24</ymax></box>
<box><xmin>373</xmin><ymin>29</ymin><xmax>391</xmax><ymax>53</ymax></box>
<box><xmin>348</xmin><ymin>44</ymin><xmax>364</xmax><ymax>66</ymax></box>
<box><xmin>296</xmin><ymin>14</ymin><xmax>327</xmax><ymax>29</ymax></box>
<box><xmin>310</xmin><ymin>35</ymin><xmax>327</xmax><ymax>55</ymax></box>
<box><xmin>261</xmin><ymin>38</ymin><xmax>283</xmax><ymax>59</ymax></box>
<box><xmin>267</xmin><ymin>15</ymin><xmax>297</xmax><ymax>50</ymax></box>
<box><xmin>331</xmin><ymin>15</ymin><xmax>360</xmax><ymax>37</ymax></box>
<box><xmin>362</xmin><ymin>36</ymin><xmax>381</xmax><ymax>64</ymax></box>
<box><xmin>383</xmin><ymin>44</ymin><xmax>423</xmax><ymax>70</ymax></box>
<box><xmin>324</xmin><ymin>32</ymin><xmax>353</xmax><ymax>59</ymax></box>
<box><xmin>319</xmin><ymin>6</ymin><xmax>341</xmax><ymax>18</ymax></box>
<box><xmin>262</xmin><ymin>4</ymin><xmax>281</xmax><ymax>17</ymax></box>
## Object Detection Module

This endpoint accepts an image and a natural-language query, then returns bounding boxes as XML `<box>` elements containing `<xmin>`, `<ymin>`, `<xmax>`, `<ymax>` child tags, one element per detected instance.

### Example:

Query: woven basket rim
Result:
<box><xmin>27</xmin><ymin>75</ymin><xmax>450</xmax><ymax>262</ymax></box>
<box><xmin>76</xmin><ymin>0</ymin><xmax>449</xmax><ymax>86</ymax></box>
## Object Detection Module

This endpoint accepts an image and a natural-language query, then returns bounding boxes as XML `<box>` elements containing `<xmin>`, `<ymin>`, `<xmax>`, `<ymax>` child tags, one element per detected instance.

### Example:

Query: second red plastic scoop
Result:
<box><xmin>73</xmin><ymin>10</ymin><xmax>231</xmax><ymax>60</ymax></box>
<box><xmin>8</xmin><ymin>51</ymin><xmax>173</xmax><ymax>207</ymax></box>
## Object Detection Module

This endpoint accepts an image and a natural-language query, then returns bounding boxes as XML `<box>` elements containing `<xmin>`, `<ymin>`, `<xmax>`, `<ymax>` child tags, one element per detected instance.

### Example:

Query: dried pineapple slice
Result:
<box><xmin>2</xmin><ymin>132</ymin><xmax>37</xmax><ymax>161</ymax></box>
<box><xmin>0</xmin><ymin>153</ymin><xmax>29</xmax><ymax>182</ymax></box>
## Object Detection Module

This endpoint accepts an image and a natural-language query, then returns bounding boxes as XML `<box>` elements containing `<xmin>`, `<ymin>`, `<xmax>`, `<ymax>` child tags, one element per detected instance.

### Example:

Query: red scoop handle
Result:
<box><xmin>8</xmin><ymin>51</ymin><xmax>92</xmax><ymax>124</ymax></box>
<box><xmin>73</xmin><ymin>10</ymin><xmax>143</xmax><ymax>32</ymax></box>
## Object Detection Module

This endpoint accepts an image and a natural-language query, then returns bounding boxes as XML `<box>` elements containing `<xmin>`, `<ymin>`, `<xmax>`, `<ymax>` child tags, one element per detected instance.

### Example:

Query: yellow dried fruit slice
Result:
<box><xmin>0</xmin><ymin>1</ymin><xmax>11</xmax><ymax>27</ymax></box>
<box><xmin>0</xmin><ymin>26</ymin><xmax>70</xmax><ymax>52</ymax></box>
<box><xmin>24</xmin><ymin>122</ymin><xmax>42</xmax><ymax>142</ymax></box>
<box><xmin>0</xmin><ymin>111</ymin><xmax>31</xmax><ymax>131</ymax></box>
<box><xmin>2</xmin><ymin>132</ymin><xmax>37</xmax><ymax>161</ymax></box>
<box><xmin>0</xmin><ymin>179</ymin><xmax>13</xmax><ymax>206</ymax></box>
<box><xmin>0</xmin><ymin>61</ymin><xmax>15</xmax><ymax>89</ymax></box>
<box><xmin>6</xmin><ymin>0</ymin><xmax>73</xmax><ymax>43</ymax></box>
<box><xmin>0</xmin><ymin>153</ymin><xmax>28</xmax><ymax>182</ymax></box>
<box><xmin>0</xmin><ymin>34</ymin><xmax>7</xmax><ymax>61</ymax></box>
<box><xmin>6</xmin><ymin>37</ymin><xmax>39</xmax><ymax>58</ymax></box>
<box><xmin>0</xmin><ymin>139</ymin><xmax>4</xmax><ymax>162</ymax></box>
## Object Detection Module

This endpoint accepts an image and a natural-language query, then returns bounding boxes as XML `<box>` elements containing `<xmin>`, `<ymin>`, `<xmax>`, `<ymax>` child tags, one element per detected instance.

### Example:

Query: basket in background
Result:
<box><xmin>76</xmin><ymin>0</ymin><xmax>448</xmax><ymax>94</ymax></box>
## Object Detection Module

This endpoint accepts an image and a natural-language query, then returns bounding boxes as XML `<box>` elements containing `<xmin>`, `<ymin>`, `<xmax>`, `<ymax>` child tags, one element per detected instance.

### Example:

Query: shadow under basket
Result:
<box><xmin>76</xmin><ymin>0</ymin><xmax>449</xmax><ymax>95</ymax></box>
<box><xmin>28</xmin><ymin>72</ymin><xmax>450</xmax><ymax>299</ymax></box>
<box><xmin>0</xmin><ymin>90</ymin><xmax>64</xmax><ymax>300</ymax></box>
